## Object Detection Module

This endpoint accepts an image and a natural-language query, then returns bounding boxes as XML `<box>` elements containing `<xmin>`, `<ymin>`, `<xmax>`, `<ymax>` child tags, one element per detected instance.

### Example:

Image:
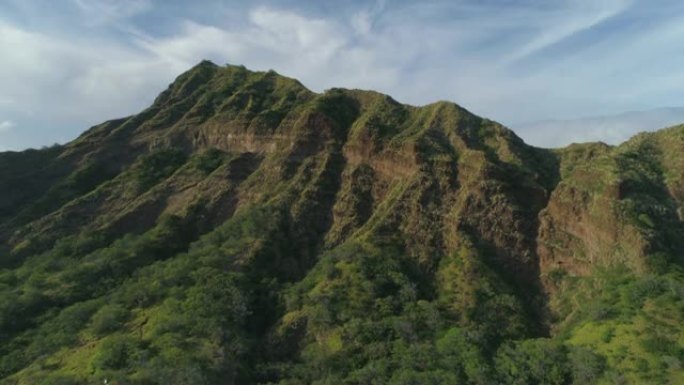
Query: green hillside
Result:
<box><xmin>1</xmin><ymin>61</ymin><xmax>683</xmax><ymax>385</ymax></box>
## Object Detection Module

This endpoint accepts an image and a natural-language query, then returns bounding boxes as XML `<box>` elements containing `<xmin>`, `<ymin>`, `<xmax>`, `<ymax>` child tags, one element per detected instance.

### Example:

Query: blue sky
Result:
<box><xmin>1</xmin><ymin>0</ymin><xmax>683</xmax><ymax>150</ymax></box>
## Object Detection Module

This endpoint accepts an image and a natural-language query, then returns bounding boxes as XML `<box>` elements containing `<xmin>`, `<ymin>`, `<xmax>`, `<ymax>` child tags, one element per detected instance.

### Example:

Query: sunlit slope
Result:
<box><xmin>0</xmin><ymin>61</ymin><xmax>682</xmax><ymax>385</ymax></box>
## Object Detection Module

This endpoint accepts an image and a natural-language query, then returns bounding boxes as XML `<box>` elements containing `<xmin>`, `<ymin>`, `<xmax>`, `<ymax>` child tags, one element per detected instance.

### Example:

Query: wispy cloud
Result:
<box><xmin>503</xmin><ymin>0</ymin><xmax>632</xmax><ymax>63</ymax></box>
<box><xmin>0</xmin><ymin>0</ymin><xmax>683</xmax><ymax>150</ymax></box>
<box><xmin>71</xmin><ymin>0</ymin><xmax>153</xmax><ymax>26</ymax></box>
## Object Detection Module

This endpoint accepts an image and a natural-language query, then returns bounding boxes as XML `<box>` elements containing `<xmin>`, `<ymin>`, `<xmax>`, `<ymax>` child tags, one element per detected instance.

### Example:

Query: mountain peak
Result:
<box><xmin>195</xmin><ymin>58</ymin><xmax>219</xmax><ymax>68</ymax></box>
<box><xmin>1</xmin><ymin>63</ymin><xmax>683</xmax><ymax>384</ymax></box>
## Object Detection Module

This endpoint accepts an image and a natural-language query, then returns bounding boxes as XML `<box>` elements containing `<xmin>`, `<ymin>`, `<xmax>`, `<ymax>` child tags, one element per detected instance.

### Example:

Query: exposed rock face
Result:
<box><xmin>538</xmin><ymin>132</ymin><xmax>684</xmax><ymax>282</ymax></box>
<box><xmin>1</xmin><ymin>61</ymin><xmax>683</xmax><ymax>384</ymax></box>
<box><xmin>1</xmin><ymin>63</ymin><xmax>553</xmax><ymax>278</ymax></box>
<box><xmin>3</xmin><ymin>60</ymin><xmax>682</xmax><ymax>309</ymax></box>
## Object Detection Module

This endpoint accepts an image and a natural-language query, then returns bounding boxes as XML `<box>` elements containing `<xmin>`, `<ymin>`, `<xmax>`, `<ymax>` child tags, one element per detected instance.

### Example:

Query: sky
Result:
<box><xmin>1</xmin><ymin>0</ymin><xmax>684</xmax><ymax>150</ymax></box>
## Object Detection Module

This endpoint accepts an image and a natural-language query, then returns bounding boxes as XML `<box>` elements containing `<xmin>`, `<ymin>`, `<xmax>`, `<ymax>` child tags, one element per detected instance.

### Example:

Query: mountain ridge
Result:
<box><xmin>1</xmin><ymin>61</ymin><xmax>683</xmax><ymax>384</ymax></box>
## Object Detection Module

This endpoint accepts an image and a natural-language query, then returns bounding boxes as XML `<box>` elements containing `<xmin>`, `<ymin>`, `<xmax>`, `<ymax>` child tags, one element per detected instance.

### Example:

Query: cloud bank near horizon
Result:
<box><xmin>513</xmin><ymin>107</ymin><xmax>684</xmax><ymax>148</ymax></box>
<box><xmin>1</xmin><ymin>0</ymin><xmax>684</xmax><ymax>150</ymax></box>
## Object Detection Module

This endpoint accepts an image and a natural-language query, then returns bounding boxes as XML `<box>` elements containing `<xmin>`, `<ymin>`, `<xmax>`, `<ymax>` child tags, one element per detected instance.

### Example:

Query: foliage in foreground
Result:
<box><xmin>1</xmin><ymin>202</ymin><xmax>683</xmax><ymax>384</ymax></box>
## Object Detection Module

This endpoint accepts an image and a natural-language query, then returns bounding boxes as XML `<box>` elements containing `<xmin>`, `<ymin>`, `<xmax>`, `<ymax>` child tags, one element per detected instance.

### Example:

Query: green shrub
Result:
<box><xmin>132</xmin><ymin>148</ymin><xmax>187</xmax><ymax>192</ymax></box>
<box><xmin>92</xmin><ymin>334</ymin><xmax>141</xmax><ymax>371</ymax></box>
<box><xmin>568</xmin><ymin>346</ymin><xmax>605</xmax><ymax>384</ymax></box>
<box><xmin>191</xmin><ymin>148</ymin><xmax>225</xmax><ymax>174</ymax></box>
<box><xmin>91</xmin><ymin>304</ymin><xmax>129</xmax><ymax>335</ymax></box>
<box><xmin>495</xmin><ymin>339</ymin><xmax>570</xmax><ymax>385</ymax></box>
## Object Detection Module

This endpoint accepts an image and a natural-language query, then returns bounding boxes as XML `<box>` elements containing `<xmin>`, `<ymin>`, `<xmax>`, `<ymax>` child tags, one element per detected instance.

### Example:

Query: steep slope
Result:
<box><xmin>0</xmin><ymin>61</ymin><xmax>682</xmax><ymax>385</ymax></box>
<box><xmin>540</xmin><ymin>127</ymin><xmax>684</xmax><ymax>276</ymax></box>
<box><xmin>537</xmin><ymin>127</ymin><xmax>684</xmax><ymax>384</ymax></box>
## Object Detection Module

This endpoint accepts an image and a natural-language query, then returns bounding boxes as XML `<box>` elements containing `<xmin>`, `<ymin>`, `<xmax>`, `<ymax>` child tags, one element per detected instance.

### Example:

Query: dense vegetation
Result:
<box><xmin>0</xmin><ymin>61</ymin><xmax>683</xmax><ymax>384</ymax></box>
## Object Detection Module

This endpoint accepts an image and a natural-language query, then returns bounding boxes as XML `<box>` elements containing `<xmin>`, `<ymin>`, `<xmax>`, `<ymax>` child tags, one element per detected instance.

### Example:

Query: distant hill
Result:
<box><xmin>1</xmin><ymin>61</ymin><xmax>683</xmax><ymax>384</ymax></box>
<box><xmin>514</xmin><ymin>106</ymin><xmax>684</xmax><ymax>147</ymax></box>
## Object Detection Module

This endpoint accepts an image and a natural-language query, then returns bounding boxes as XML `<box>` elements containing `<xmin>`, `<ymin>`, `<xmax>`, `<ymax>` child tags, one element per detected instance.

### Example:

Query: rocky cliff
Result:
<box><xmin>1</xmin><ymin>61</ymin><xmax>683</xmax><ymax>385</ymax></box>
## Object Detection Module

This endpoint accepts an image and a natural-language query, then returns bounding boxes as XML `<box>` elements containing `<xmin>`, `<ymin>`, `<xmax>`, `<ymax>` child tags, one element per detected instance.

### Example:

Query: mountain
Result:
<box><xmin>513</xmin><ymin>106</ymin><xmax>684</xmax><ymax>148</ymax></box>
<box><xmin>0</xmin><ymin>61</ymin><xmax>683</xmax><ymax>385</ymax></box>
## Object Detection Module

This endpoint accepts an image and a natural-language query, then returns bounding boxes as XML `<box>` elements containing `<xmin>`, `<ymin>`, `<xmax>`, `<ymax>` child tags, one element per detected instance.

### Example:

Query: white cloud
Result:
<box><xmin>0</xmin><ymin>19</ymin><xmax>184</xmax><ymax>149</ymax></box>
<box><xmin>1</xmin><ymin>1</ymin><xmax>684</xmax><ymax>150</ymax></box>
<box><xmin>0</xmin><ymin>120</ymin><xmax>14</xmax><ymax>132</ymax></box>
<box><xmin>514</xmin><ymin>107</ymin><xmax>684</xmax><ymax>147</ymax></box>
<box><xmin>0</xmin><ymin>19</ymin><xmax>184</xmax><ymax>116</ymax></box>
<box><xmin>134</xmin><ymin>7</ymin><xmax>399</xmax><ymax>93</ymax></box>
